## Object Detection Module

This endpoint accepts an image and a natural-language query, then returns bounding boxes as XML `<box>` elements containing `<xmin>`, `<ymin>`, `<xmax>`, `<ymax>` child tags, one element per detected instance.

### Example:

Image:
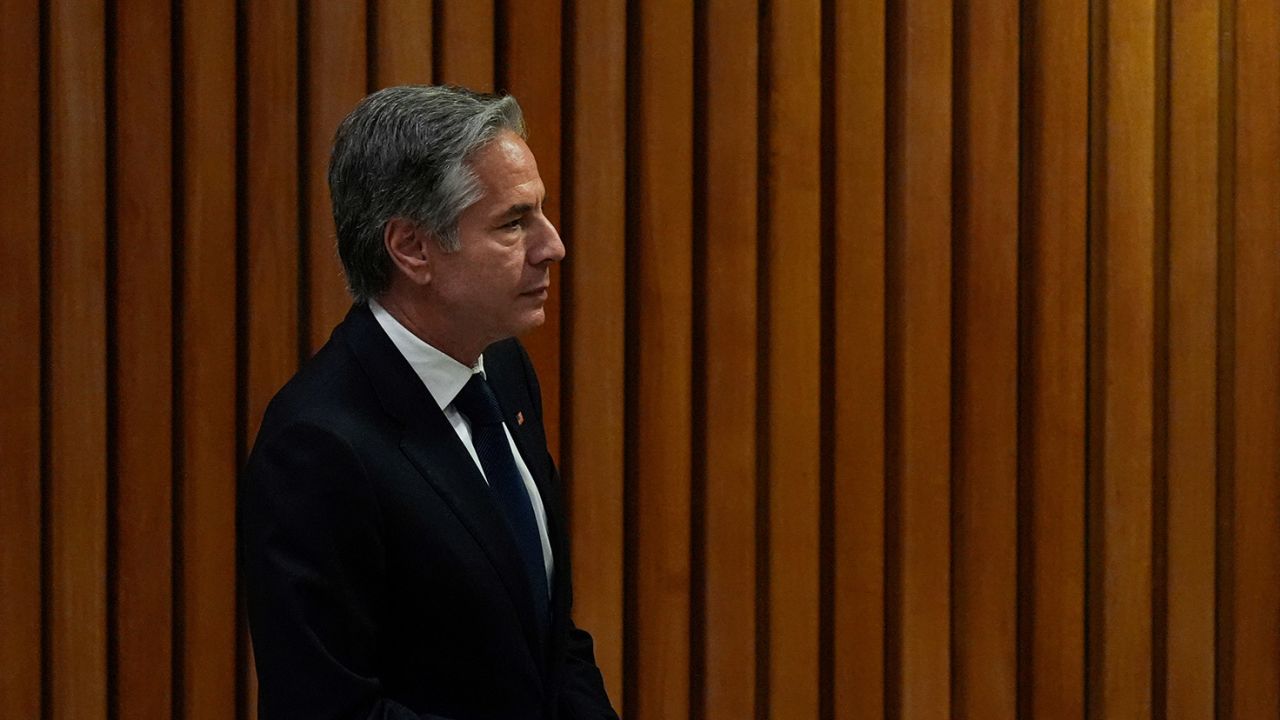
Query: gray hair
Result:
<box><xmin>328</xmin><ymin>85</ymin><xmax>527</xmax><ymax>302</ymax></box>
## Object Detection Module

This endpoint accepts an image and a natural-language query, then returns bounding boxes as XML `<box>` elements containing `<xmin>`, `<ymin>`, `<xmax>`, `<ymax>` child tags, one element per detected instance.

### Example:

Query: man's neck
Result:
<box><xmin>373</xmin><ymin>293</ymin><xmax>485</xmax><ymax>367</ymax></box>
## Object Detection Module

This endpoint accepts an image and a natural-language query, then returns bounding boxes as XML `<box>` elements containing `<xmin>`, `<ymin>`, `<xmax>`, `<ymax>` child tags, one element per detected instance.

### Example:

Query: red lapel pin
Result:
<box><xmin>516</xmin><ymin>411</ymin><xmax>525</xmax><ymax>426</ymax></box>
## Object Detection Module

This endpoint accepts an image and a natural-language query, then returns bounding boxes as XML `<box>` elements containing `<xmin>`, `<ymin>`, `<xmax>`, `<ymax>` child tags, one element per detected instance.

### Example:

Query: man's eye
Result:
<box><xmin>501</xmin><ymin>218</ymin><xmax>522</xmax><ymax>230</ymax></box>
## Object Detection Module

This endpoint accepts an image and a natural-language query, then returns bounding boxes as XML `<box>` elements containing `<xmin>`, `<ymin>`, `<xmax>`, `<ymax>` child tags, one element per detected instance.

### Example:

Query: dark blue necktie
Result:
<box><xmin>453</xmin><ymin>373</ymin><xmax>550</xmax><ymax>629</ymax></box>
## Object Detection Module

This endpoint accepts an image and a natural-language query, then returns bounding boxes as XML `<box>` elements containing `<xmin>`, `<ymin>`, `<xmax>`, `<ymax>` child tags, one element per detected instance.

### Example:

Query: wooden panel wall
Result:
<box><xmin>2</xmin><ymin>1</ymin><xmax>1278</xmax><ymax>718</ymax></box>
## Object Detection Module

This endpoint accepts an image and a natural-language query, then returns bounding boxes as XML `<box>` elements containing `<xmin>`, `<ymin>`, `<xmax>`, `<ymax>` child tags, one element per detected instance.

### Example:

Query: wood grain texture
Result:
<box><xmin>887</xmin><ymin>1</ymin><xmax>952</xmax><ymax>716</ymax></box>
<box><xmin>8</xmin><ymin>1</ymin><xmax>1280</xmax><ymax>716</ymax></box>
<box><xmin>47</xmin><ymin>1</ymin><xmax>109</xmax><ymax>717</ymax></box>
<box><xmin>1091</xmin><ymin>2</ymin><xmax>1157</xmax><ymax>716</ymax></box>
<box><xmin>373</xmin><ymin>0</ymin><xmax>432</xmax><ymax>88</ymax></box>
<box><xmin>832</xmin><ymin>0</ymin><xmax>886</xmax><ymax>716</ymax></box>
<box><xmin>179</xmin><ymin>2</ymin><xmax>239</xmax><ymax>718</ymax></box>
<box><xmin>563</xmin><ymin>0</ymin><xmax>627</xmax><ymax>708</ymax></box>
<box><xmin>1228</xmin><ymin>0</ymin><xmax>1280</xmax><ymax>715</ymax></box>
<box><xmin>630</xmin><ymin>1</ymin><xmax>693</xmax><ymax>717</ymax></box>
<box><xmin>305</xmin><ymin>1</ymin><xmax>366</xmax><ymax>352</ymax></box>
<box><xmin>1020</xmin><ymin>0</ymin><xmax>1088</xmax><ymax>715</ymax></box>
<box><xmin>436</xmin><ymin>0</ymin><xmax>494</xmax><ymax>90</ymax></box>
<box><xmin>766</xmin><ymin>0</ymin><xmax>823</xmax><ymax>716</ymax></box>
<box><xmin>952</xmin><ymin>0</ymin><xmax>1019</xmax><ymax>716</ymax></box>
<box><xmin>243</xmin><ymin>3</ymin><xmax>301</xmax><ymax>719</ymax></box>
<box><xmin>1166</xmin><ymin>0</ymin><xmax>1218</xmax><ymax>716</ymax></box>
<box><xmin>701</xmin><ymin>0</ymin><xmax>758</xmax><ymax>716</ymax></box>
<box><xmin>112</xmin><ymin>0</ymin><xmax>174</xmax><ymax>717</ymax></box>
<box><xmin>0</xmin><ymin>0</ymin><xmax>43</xmax><ymax>717</ymax></box>
<box><xmin>502</xmin><ymin>0</ymin><xmax>563</xmax><ymax>458</ymax></box>
<box><xmin>242</xmin><ymin>8</ymin><xmax>303</xmax><ymax>713</ymax></box>
<box><xmin>245</xmin><ymin>0</ymin><xmax>300</xmax><ymax>443</ymax></box>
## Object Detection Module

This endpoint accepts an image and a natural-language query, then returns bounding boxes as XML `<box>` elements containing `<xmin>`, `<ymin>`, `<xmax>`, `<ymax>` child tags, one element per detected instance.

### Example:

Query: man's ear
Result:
<box><xmin>384</xmin><ymin>217</ymin><xmax>433</xmax><ymax>286</ymax></box>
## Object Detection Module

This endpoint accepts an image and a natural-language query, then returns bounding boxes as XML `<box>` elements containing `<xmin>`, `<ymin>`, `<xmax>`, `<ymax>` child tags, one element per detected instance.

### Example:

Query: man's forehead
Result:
<box><xmin>471</xmin><ymin>131</ymin><xmax>538</xmax><ymax>171</ymax></box>
<box><xmin>469</xmin><ymin>134</ymin><xmax>544</xmax><ymax>205</ymax></box>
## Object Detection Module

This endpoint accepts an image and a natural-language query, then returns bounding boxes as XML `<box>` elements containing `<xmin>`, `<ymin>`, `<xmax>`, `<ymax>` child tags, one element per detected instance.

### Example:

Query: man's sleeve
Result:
<box><xmin>558</xmin><ymin>620</ymin><xmax>620</xmax><ymax>720</ymax></box>
<box><xmin>239</xmin><ymin>421</ymin><xmax>450</xmax><ymax>720</ymax></box>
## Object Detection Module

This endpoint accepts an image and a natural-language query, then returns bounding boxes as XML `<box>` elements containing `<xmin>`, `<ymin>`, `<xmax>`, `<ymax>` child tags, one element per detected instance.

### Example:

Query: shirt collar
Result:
<box><xmin>368</xmin><ymin>299</ymin><xmax>485</xmax><ymax>411</ymax></box>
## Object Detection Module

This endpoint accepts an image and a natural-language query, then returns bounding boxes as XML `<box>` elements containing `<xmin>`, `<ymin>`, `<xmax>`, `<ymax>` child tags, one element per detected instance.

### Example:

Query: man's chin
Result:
<box><xmin>509</xmin><ymin>309</ymin><xmax>546</xmax><ymax>338</ymax></box>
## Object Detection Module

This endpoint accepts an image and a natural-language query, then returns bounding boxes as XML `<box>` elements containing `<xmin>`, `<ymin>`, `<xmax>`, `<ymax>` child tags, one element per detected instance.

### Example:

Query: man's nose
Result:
<box><xmin>531</xmin><ymin>215</ymin><xmax>566</xmax><ymax>265</ymax></box>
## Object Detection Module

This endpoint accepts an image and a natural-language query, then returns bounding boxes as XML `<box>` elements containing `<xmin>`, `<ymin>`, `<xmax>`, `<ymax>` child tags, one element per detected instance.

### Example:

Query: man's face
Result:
<box><xmin>428</xmin><ymin>131</ymin><xmax>564</xmax><ymax>350</ymax></box>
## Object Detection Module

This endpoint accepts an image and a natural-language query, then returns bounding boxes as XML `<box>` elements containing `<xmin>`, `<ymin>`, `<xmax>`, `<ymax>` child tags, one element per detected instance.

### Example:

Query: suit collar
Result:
<box><xmin>367</xmin><ymin>298</ymin><xmax>488</xmax><ymax>411</ymax></box>
<box><xmin>338</xmin><ymin>303</ymin><xmax>435</xmax><ymax>425</ymax></box>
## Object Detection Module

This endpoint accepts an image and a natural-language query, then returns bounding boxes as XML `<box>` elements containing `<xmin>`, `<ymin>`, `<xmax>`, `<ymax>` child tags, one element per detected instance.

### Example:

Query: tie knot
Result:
<box><xmin>453</xmin><ymin>373</ymin><xmax>505</xmax><ymax>427</ymax></box>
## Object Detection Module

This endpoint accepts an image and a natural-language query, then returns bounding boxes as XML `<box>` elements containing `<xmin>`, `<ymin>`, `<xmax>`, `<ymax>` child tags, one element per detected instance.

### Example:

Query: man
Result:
<box><xmin>239</xmin><ymin>85</ymin><xmax>618</xmax><ymax>720</ymax></box>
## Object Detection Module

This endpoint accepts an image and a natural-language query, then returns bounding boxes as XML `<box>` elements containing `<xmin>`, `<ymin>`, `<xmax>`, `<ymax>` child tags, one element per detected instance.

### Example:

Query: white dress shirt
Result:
<box><xmin>369</xmin><ymin>300</ymin><xmax>554</xmax><ymax>591</ymax></box>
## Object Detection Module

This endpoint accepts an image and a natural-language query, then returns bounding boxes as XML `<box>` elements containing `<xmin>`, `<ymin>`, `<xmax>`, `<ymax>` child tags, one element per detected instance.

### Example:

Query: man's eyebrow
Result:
<box><xmin>498</xmin><ymin>197</ymin><xmax>547</xmax><ymax>218</ymax></box>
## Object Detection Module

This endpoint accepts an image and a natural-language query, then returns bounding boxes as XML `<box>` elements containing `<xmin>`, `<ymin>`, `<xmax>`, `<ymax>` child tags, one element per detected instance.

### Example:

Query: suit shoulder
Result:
<box><xmin>254</xmin><ymin>337</ymin><xmax>382</xmax><ymax>448</ymax></box>
<box><xmin>486</xmin><ymin>338</ymin><xmax>540</xmax><ymax>383</ymax></box>
<box><xmin>484</xmin><ymin>338</ymin><xmax>547</xmax><ymax>421</ymax></box>
<box><xmin>485</xmin><ymin>337</ymin><xmax>530</xmax><ymax>368</ymax></box>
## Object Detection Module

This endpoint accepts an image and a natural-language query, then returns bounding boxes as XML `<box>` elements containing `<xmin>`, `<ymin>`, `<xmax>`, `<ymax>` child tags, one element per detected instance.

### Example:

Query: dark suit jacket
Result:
<box><xmin>239</xmin><ymin>304</ymin><xmax>618</xmax><ymax>720</ymax></box>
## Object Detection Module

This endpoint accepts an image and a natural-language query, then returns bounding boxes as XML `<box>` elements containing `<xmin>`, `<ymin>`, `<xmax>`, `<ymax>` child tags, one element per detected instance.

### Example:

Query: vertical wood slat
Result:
<box><xmin>436</xmin><ymin>0</ymin><xmax>494</xmax><ymax>90</ymax></box>
<box><xmin>243</xmin><ymin>3</ymin><xmax>301</xmax><ymax>718</ymax></box>
<box><xmin>951</xmin><ymin>0</ymin><xmax>1019</xmax><ymax>716</ymax></box>
<box><xmin>244</xmin><ymin>0</ymin><xmax>300</xmax><ymax>468</ymax></box>
<box><xmin>305</xmin><ymin>2</ymin><xmax>366</xmax><ymax>353</ymax></box>
<box><xmin>887</xmin><ymin>0</ymin><xmax>952</xmax><ymax>716</ymax></box>
<box><xmin>765</xmin><ymin>0</ymin><xmax>823</xmax><ymax>716</ymax></box>
<box><xmin>831</xmin><ymin>0</ymin><xmax>886</xmax><ymax>716</ymax></box>
<box><xmin>0</xmin><ymin>0</ymin><xmax>43</xmax><ymax>717</ymax></box>
<box><xmin>47</xmin><ymin>1</ymin><xmax>109</xmax><ymax>717</ymax></box>
<box><xmin>373</xmin><ymin>0</ymin><xmax>432</xmax><ymax>88</ymax></box>
<box><xmin>10</xmin><ymin>1</ymin><xmax>1280</xmax><ymax>716</ymax></box>
<box><xmin>1091</xmin><ymin>1</ymin><xmax>1157</xmax><ymax>715</ymax></box>
<box><xmin>1020</xmin><ymin>0</ymin><xmax>1088</xmax><ymax>715</ymax></box>
<box><xmin>701</xmin><ymin>0</ymin><xmax>758</xmax><ymax>715</ymax></box>
<box><xmin>629</xmin><ymin>1</ymin><xmax>693</xmax><ymax>717</ymax></box>
<box><xmin>1166</xmin><ymin>0</ymin><xmax>1218</xmax><ymax>716</ymax></box>
<box><xmin>112</xmin><ymin>0</ymin><xmax>173</xmax><ymax>717</ymax></box>
<box><xmin>179</xmin><ymin>1</ymin><xmax>240</xmax><ymax>718</ymax></box>
<box><xmin>501</xmin><ymin>0</ymin><xmax>563</xmax><ymax>458</ymax></box>
<box><xmin>563</xmin><ymin>0</ymin><xmax>627</xmax><ymax>708</ymax></box>
<box><xmin>1228</xmin><ymin>0</ymin><xmax>1280</xmax><ymax>715</ymax></box>
<box><xmin>1213</xmin><ymin>5</ymin><xmax>1236</xmax><ymax>717</ymax></box>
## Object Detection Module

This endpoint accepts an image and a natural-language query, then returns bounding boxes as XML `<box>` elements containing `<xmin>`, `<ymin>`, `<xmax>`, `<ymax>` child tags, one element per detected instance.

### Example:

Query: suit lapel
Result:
<box><xmin>339</xmin><ymin>305</ymin><xmax>546</xmax><ymax>661</ymax></box>
<box><xmin>397</xmin><ymin>422</ymin><xmax>546</xmax><ymax>657</ymax></box>
<box><xmin>485</xmin><ymin>356</ymin><xmax>567</xmax><ymax>568</ymax></box>
<box><xmin>503</xmin><ymin>407</ymin><xmax>573</xmax><ymax>677</ymax></box>
<box><xmin>483</xmin><ymin>349</ymin><xmax>560</xmax><ymax>527</ymax></box>
<box><xmin>484</xmin><ymin>346</ymin><xmax>573</xmax><ymax>669</ymax></box>
<box><xmin>495</xmin><ymin>395</ymin><xmax>563</xmax><ymax>535</ymax></box>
